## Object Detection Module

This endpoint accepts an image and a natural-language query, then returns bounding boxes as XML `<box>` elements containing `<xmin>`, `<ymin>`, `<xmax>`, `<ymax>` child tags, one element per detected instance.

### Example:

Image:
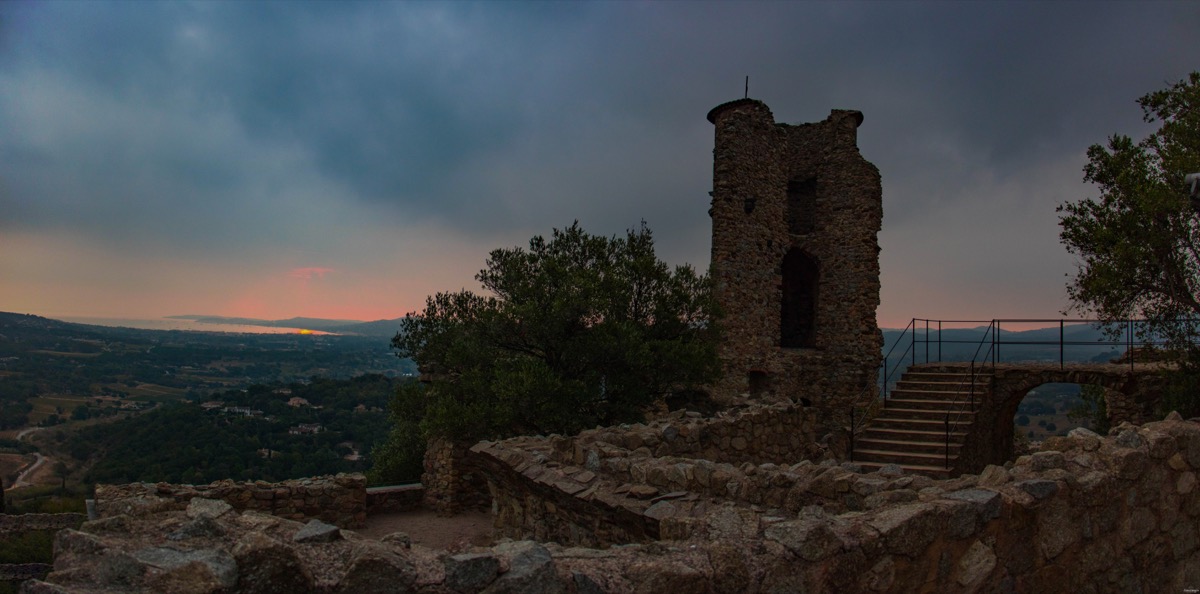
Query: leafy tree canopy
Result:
<box><xmin>1059</xmin><ymin>72</ymin><xmax>1200</xmax><ymax>415</ymax></box>
<box><xmin>1059</xmin><ymin>72</ymin><xmax>1200</xmax><ymax>345</ymax></box>
<box><xmin>374</xmin><ymin>222</ymin><xmax>720</xmax><ymax>481</ymax></box>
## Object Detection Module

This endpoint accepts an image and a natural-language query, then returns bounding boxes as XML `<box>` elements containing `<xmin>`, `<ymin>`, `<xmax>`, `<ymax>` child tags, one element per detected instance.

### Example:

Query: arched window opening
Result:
<box><xmin>781</xmin><ymin>249</ymin><xmax>818</xmax><ymax>348</ymax></box>
<box><xmin>787</xmin><ymin>177</ymin><xmax>817</xmax><ymax>235</ymax></box>
<box><xmin>748</xmin><ymin>370</ymin><xmax>772</xmax><ymax>398</ymax></box>
<box><xmin>1011</xmin><ymin>383</ymin><xmax>1103</xmax><ymax>458</ymax></box>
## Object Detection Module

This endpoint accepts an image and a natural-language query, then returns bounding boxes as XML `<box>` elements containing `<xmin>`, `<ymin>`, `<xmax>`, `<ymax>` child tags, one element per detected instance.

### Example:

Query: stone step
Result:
<box><xmin>891</xmin><ymin>383</ymin><xmax>989</xmax><ymax>395</ymax></box>
<box><xmin>853</xmin><ymin>461</ymin><xmax>954</xmax><ymax>479</ymax></box>
<box><xmin>897</xmin><ymin>372</ymin><xmax>992</xmax><ymax>383</ymax></box>
<box><xmin>870</xmin><ymin>417</ymin><xmax>975</xmax><ymax>431</ymax></box>
<box><xmin>855</xmin><ymin>437</ymin><xmax>963</xmax><ymax>455</ymax></box>
<box><xmin>874</xmin><ymin>407</ymin><xmax>975</xmax><ymax>421</ymax></box>
<box><xmin>851</xmin><ymin>448</ymin><xmax>959</xmax><ymax>468</ymax></box>
<box><xmin>860</xmin><ymin>427</ymin><xmax>969</xmax><ymax>441</ymax></box>
<box><xmin>882</xmin><ymin>398</ymin><xmax>968</xmax><ymax>412</ymax></box>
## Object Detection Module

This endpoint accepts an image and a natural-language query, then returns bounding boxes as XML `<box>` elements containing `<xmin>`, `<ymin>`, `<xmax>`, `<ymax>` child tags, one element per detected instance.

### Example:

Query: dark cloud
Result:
<box><xmin>0</xmin><ymin>1</ymin><xmax>1194</xmax><ymax>321</ymax></box>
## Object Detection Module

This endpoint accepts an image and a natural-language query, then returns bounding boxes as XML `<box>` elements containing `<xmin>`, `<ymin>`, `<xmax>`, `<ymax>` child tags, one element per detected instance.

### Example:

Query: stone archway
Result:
<box><xmin>973</xmin><ymin>365</ymin><xmax>1165</xmax><ymax>469</ymax></box>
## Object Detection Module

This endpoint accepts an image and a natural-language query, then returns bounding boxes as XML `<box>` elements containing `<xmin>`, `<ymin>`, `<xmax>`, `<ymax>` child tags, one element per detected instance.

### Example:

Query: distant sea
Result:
<box><xmin>58</xmin><ymin>316</ymin><xmax>332</xmax><ymax>335</ymax></box>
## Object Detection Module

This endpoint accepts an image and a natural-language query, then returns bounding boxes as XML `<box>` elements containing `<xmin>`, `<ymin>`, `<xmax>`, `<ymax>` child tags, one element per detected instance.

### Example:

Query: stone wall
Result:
<box><xmin>0</xmin><ymin>512</ymin><xmax>86</xmax><ymax>534</ymax></box>
<box><xmin>706</xmin><ymin>98</ymin><xmax>882</xmax><ymax>436</ymax></box>
<box><xmin>565</xmin><ymin>400</ymin><xmax>823</xmax><ymax>466</ymax></box>
<box><xmin>28</xmin><ymin>416</ymin><xmax>1200</xmax><ymax>593</ymax></box>
<box><xmin>365</xmin><ymin>484</ymin><xmax>425</xmax><ymax>514</ymax></box>
<box><xmin>0</xmin><ymin>514</ymin><xmax>83</xmax><ymax>589</ymax></box>
<box><xmin>422</xmin><ymin>438</ymin><xmax>490</xmax><ymax>516</ymax></box>
<box><xmin>94</xmin><ymin>474</ymin><xmax>367</xmax><ymax>528</ymax></box>
<box><xmin>907</xmin><ymin>362</ymin><xmax>1167</xmax><ymax>473</ymax></box>
<box><xmin>471</xmin><ymin>401</ymin><xmax>884</xmax><ymax>546</ymax></box>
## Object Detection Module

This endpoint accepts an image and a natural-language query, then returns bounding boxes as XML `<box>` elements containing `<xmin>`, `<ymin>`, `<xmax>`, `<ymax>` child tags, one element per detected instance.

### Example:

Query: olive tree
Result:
<box><xmin>369</xmin><ymin>222</ymin><xmax>720</xmax><ymax>483</ymax></box>
<box><xmin>1058</xmin><ymin>72</ymin><xmax>1200</xmax><ymax>414</ymax></box>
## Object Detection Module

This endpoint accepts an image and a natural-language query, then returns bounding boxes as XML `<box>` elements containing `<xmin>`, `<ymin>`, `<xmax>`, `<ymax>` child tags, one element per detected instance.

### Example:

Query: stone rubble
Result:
<box><xmin>22</xmin><ymin>416</ymin><xmax>1200</xmax><ymax>593</ymax></box>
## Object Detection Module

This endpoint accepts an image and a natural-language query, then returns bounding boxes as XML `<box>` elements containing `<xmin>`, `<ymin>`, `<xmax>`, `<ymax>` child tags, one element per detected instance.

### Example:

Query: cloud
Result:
<box><xmin>0</xmin><ymin>1</ymin><xmax>1195</xmax><ymax>322</ymax></box>
<box><xmin>288</xmin><ymin>267</ymin><xmax>334</xmax><ymax>280</ymax></box>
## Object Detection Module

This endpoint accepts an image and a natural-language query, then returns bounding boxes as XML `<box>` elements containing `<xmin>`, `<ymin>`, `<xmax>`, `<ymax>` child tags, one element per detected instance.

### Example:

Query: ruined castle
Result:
<box><xmin>706</xmin><ymin>99</ymin><xmax>882</xmax><ymax>431</ymax></box>
<box><xmin>16</xmin><ymin>99</ymin><xmax>1200</xmax><ymax>593</ymax></box>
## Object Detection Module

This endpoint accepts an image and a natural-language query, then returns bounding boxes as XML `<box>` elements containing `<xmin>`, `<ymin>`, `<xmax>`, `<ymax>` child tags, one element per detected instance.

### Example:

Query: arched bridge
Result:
<box><xmin>851</xmin><ymin>318</ymin><xmax>1173</xmax><ymax>477</ymax></box>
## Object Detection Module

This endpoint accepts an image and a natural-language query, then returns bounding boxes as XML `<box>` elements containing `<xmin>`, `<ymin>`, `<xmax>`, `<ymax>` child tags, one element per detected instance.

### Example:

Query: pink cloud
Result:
<box><xmin>288</xmin><ymin>267</ymin><xmax>334</xmax><ymax>280</ymax></box>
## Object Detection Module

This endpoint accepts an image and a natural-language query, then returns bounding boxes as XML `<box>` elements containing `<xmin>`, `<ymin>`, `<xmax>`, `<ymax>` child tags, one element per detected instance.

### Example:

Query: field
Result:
<box><xmin>1015</xmin><ymin>383</ymin><xmax>1093</xmax><ymax>441</ymax></box>
<box><xmin>122</xmin><ymin>383</ymin><xmax>188</xmax><ymax>402</ymax></box>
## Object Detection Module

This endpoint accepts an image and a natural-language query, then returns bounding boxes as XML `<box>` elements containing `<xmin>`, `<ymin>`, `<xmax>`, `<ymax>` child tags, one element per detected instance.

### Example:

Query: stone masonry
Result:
<box><xmin>94</xmin><ymin>474</ymin><xmax>367</xmax><ymax>528</ymax></box>
<box><xmin>707</xmin><ymin>99</ymin><xmax>883</xmax><ymax>437</ymax></box>
<box><xmin>26</xmin><ymin>415</ymin><xmax>1200</xmax><ymax>593</ymax></box>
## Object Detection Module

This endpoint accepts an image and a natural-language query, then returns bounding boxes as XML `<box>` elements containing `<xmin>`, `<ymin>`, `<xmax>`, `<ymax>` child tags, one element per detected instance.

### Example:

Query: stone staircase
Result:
<box><xmin>852</xmin><ymin>370</ymin><xmax>992</xmax><ymax>479</ymax></box>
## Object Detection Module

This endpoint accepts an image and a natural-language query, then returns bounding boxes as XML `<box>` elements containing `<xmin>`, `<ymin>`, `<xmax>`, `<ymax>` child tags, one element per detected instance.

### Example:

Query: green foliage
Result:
<box><xmin>1059</xmin><ymin>73</ymin><xmax>1200</xmax><ymax>419</ymax></box>
<box><xmin>0</xmin><ymin>530</ymin><xmax>54</xmax><ymax>564</ymax></box>
<box><xmin>366</xmin><ymin>381</ymin><xmax>427</xmax><ymax>485</ymax></box>
<box><xmin>70</xmin><ymin>375</ymin><xmax>395</xmax><ymax>485</ymax></box>
<box><xmin>1058</xmin><ymin>72</ymin><xmax>1200</xmax><ymax>349</ymax></box>
<box><xmin>372</xmin><ymin>223</ymin><xmax>721</xmax><ymax>483</ymax></box>
<box><xmin>1068</xmin><ymin>384</ymin><xmax>1110</xmax><ymax>434</ymax></box>
<box><xmin>1161</xmin><ymin>350</ymin><xmax>1200</xmax><ymax>418</ymax></box>
<box><xmin>1016</xmin><ymin>414</ymin><xmax>1029</xmax><ymax>426</ymax></box>
<box><xmin>6</xmin><ymin>488</ymin><xmax>87</xmax><ymax>514</ymax></box>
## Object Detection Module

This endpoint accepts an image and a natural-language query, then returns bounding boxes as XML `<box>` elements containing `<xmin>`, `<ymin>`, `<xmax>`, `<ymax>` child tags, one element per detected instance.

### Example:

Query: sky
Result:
<box><xmin>0</xmin><ymin>1</ymin><xmax>1195</xmax><ymax>329</ymax></box>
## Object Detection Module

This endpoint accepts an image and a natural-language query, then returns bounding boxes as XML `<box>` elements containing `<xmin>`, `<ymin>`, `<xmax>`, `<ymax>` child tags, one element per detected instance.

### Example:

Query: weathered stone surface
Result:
<box><xmin>482</xmin><ymin>541</ymin><xmax>561</xmax><ymax>594</ymax></box>
<box><xmin>1015</xmin><ymin>479</ymin><xmax>1059</xmax><ymax>500</ymax></box>
<box><xmin>943</xmin><ymin>488</ymin><xmax>1002</xmax><ymax>522</ymax></box>
<box><xmin>764</xmin><ymin>516</ymin><xmax>845</xmax><ymax>562</ymax></box>
<box><xmin>133</xmin><ymin>547</ymin><xmax>237</xmax><ymax>593</ymax></box>
<box><xmin>444</xmin><ymin>553</ymin><xmax>500</xmax><ymax>593</ymax></box>
<box><xmin>293</xmin><ymin>519</ymin><xmax>341</xmax><ymax>543</ymax></box>
<box><xmin>167</xmin><ymin>515</ymin><xmax>225</xmax><ymax>541</ymax></box>
<box><xmin>977</xmin><ymin>465</ymin><xmax>1010</xmax><ymax>487</ymax></box>
<box><xmin>954</xmin><ymin>540</ymin><xmax>996</xmax><ymax>587</ymax></box>
<box><xmin>95</xmin><ymin>474</ymin><xmax>366</xmax><ymax>528</ymax></box>
<box><xmin>186</xmin><ymin>498</ymin><xmax>233</xmax><ymax>520</ymax></box>
<box><xmin>231</xmin><ymin>532</ymin><xmax>314</xmax><ymax>594</ymax></box>
<box><xmin>336</xmin><ymin>541</ymin><xmax>417</xmax><ymax>594</ymax></box>
<box><xmin>866</xmin><ymin>502</ymin><xmax>940</xmax><ymax>557</ymax></box>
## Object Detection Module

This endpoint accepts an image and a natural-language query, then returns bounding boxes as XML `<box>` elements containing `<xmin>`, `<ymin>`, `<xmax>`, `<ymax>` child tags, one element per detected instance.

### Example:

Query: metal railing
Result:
<box><xmin>849</xmin><ymin>317</ymin><xmax>1180</xmax><ymax>466</ymax></box>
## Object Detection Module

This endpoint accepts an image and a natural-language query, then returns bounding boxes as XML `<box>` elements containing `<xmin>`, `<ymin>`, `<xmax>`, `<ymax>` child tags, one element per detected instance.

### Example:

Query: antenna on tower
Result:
<box><xmin>744</xmin><ymin>76</ymin><xmax>749</xmax><ymax>99</ymax></box>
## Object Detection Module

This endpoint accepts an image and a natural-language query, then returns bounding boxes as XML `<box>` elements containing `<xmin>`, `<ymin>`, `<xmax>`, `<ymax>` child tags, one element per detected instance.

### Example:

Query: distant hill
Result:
<box><xmin>166</xmin><ymin>314</ymin><xmax>409</xmax><ymax>337</ymax></box>
<box><xmin>326</xmin><ymin>318</ymin><xmax>406</xmax><ymax>338</ymax></box>
<box><xmin>879</xmin><ymin>322</ymin><xmax>1140</xmax><ymax>371</ymax></box>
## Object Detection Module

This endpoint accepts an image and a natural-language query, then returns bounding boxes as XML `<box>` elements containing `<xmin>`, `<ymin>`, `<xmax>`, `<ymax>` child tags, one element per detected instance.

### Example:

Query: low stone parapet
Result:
<box><xmin>565</xmin><ymin>399</ymin><xmax>822</xmax><ymax>466</ymax></box>
<box><xmin>365</xmin><ymin>483</ymin><xmax>424</xmax><ymax>514</ymax></box>
<box><xmin>26</xmin><ymin>417</ymin><xmax>1200</xmax><ymax>593</ymax></box>
<box><xmin>0</xmin><ymin>513</ymin><xmax>87</xmax><ymax>534</ymax></box>
<box><xmin>94</xmin><ymin>474</ymin><xmax>367</xmax><ymax>528</ymax></box>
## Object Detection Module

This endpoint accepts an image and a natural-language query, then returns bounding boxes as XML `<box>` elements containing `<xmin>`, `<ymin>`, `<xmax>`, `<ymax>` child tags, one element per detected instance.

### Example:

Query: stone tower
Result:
<box><xmin>706</xmin><ymin>99</ymin><xmax>882</xmax><ymax>426</ymax></box>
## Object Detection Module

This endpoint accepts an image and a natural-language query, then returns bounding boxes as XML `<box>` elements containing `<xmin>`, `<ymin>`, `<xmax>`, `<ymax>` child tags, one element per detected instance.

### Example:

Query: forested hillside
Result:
<box><xmin>62</xmin><ymin>375</ymin><xmax>401</xmax><ymax>485</ymax></box>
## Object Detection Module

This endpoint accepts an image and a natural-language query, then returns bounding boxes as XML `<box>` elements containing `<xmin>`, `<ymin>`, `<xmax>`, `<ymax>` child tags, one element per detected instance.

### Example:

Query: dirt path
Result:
<box><xmin>13</xmin><ymin>452</ymin><xmax>46</xmax><ymax>488</ymax></box>
<box><xmin>351</xmin><ymin>509</ymin><xmax>494</xmax><ymax>551</ymax></box>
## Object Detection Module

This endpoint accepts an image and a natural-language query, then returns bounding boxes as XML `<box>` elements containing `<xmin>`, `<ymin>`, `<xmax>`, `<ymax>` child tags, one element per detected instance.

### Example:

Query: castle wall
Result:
<box><xmin>422</xmin><ymin>438</ymin><xmax>491</xmax><ymax>516</ymax></box>
<box><xmin>706</xmin><ymin>99</ymin><xmax>882</xmax><ymax>436</ymax></box>
<box><xmin>34</xmin><ymin>417</ymin><xmax>1200</xmax><ymax>593</ymax></box>
<box><xmin>94</xmin><ymin>473</ymin><xmax>367</xmax><ymax>528</ymax></box>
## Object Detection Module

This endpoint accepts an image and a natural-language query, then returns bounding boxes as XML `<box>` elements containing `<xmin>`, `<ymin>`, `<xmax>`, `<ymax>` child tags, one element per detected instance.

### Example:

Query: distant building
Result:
<box><xmin>286</xmin><ymin>397</ymin><xmax>310</xmax><ymax>408</ymax></box>
<box><xmin>288</xmin><ymin>423</ymin><xmax>322</xmax><ymax>435</ymax></box>
<box><xmin>199</xmin><ymin>401</ymin><xmax>224</xmax><ymax>411</ymax></box>
<box><xmin>222</xmin><ymin>406</ymin><xmax>263</xmax><ymax>417</ymax></box>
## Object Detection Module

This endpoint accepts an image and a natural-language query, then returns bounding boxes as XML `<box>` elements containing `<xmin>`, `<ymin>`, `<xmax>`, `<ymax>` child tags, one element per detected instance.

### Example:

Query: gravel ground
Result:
<box><xmin>351</xmin><ymin>509</ymin><xmax>494</xmax><ymax>551</ymax></box>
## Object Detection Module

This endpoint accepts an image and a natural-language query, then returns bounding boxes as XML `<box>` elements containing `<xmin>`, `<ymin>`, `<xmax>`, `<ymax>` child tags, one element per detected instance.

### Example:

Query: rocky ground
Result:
<box><xmin>351</xmin><ymin>509</ymin><xmax>493</xmax><ymax>551</ymax></box>
<box><xmin>19</xmin><ymin>415</ymin><xmax>1200</xmax><ymax>593</ymax></box>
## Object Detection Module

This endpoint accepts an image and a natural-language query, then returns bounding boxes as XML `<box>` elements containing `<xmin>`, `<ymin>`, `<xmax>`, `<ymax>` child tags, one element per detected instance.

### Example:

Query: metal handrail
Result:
<box><xmin>849</xmin><ymin>316</ymin><xmax>1182</xmax><ymax>466</ymax></box>
<box><xmin>848</xmin><ymin>318</ymin><xmax>916</xmax><ymax>462</ymax></box>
